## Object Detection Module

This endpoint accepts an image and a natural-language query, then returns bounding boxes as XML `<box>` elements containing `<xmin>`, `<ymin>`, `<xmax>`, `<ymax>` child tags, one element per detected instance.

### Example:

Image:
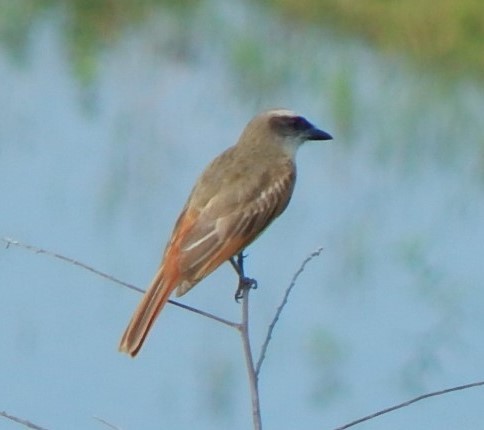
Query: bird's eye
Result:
<box><xmin>290</xmin><ymin>116</ymin><xmax>311</xmax><ymax>132</ymax></box>
<box><xmin>269</xmin><ymin>115</ymin><xmax>312</xmax><ymax>136</ymax></box>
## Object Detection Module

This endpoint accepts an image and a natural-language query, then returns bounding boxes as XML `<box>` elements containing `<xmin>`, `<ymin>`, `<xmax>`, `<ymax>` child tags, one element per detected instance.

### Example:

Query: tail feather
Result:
<box><xmin>119</xmin><ymin>266</ymin><xmax>175</xmax><ymax>357</ymax></box>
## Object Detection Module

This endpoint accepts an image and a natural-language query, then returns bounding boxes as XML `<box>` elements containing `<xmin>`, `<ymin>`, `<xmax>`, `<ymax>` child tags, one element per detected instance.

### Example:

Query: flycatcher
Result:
<box><xmin>119</xmin><ymin>109</ymin><xmax>332</xmax><ymax>356</ymax></box>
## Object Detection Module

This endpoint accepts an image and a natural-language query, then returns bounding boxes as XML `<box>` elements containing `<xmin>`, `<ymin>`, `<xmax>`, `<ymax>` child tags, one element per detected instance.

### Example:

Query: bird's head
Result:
<box><xmin>242</xmin><ymin>109</ymin><xmax>333</xmax><ymax>158</ymax></box>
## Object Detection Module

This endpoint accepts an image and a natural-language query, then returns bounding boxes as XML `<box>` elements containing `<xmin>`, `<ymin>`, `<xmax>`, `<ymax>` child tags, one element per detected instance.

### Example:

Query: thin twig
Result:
<box><xmin>1</xmin><ymin>237</ymin><xmax>238</xmax><ymax>328</ymax></box>
<box><xmin>0</xmin><ymin>411</ymin><xmax>50</xmax><ymax>430</ymax></box>
<box><xmin>333</xmin><ymin>380</ymin><xmax>484</xmax><ymax>430</ymax></box>
<box><xmin>255</xmin><ymin>247</ymin><xmax>324</xmax><ymax>376</ymax></box>
<box><xmin>172</xmin><ymin>300</ymin><xmax>239</xmax><ymax>329</ymax></box>
<box><xmin>2</xmin><ymin>237</ymin><xmax>143</xmax><ymax>293</ymax></box>
<box><xmin>235</xmin><ymin>253</ymin><xmax>262</xmax><ymax>430</ymax></box>
<box><xmin>5</xmin><ymin>237</ymin><xmax>484</xmax><ymax>429</ymax></box>
<box><xmin>93</xmin><ymin>415</ymin><xmax>123</xmax><ymax>430</ymax></box>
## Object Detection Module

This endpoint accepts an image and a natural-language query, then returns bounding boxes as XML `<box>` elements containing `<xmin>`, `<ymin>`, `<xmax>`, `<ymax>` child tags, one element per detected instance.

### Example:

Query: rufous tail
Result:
<box><xmin>119</xmin><ymin>266</ymin><xmax>175</xmax><ymax>357</ymax></box>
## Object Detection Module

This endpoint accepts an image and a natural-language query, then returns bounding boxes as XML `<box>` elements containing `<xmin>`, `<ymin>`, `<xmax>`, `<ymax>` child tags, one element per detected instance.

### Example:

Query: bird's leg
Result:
<box><xmin>229</xmin><ymin>255</ymin><xmax>242</xmax><ymax>276</ymax></box>
<box><xmin>230</xmin><ymin>252</ymin><xmax>258</xmax><ymax>302</ymax></box>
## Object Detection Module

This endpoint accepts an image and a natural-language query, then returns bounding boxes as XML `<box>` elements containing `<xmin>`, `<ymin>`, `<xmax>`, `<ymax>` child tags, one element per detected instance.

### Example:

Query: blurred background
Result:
<box><xmin>1</xmin><ymin>1</ymin><xmax>484</xmax><ymax>429</ymax></box>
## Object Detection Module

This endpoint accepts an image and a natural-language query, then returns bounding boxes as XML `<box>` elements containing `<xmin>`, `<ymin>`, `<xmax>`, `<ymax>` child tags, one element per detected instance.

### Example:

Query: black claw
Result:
<box><xmin>235</xmin><ymin>289</ymin><xmax>243</xmax><ymax>302</ymax></box>
<box><xmin>232</xmin><ymin>251</ymin><xmax>257</xmax><ymax>302</ymax></box>
<box><xmin>234</xmin><ymin>276</ymin><xmax>257</xmax><ymax>302</ymax></box>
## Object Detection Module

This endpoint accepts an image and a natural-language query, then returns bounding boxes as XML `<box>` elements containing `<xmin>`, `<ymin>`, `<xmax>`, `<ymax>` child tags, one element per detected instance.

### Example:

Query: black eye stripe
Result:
<box><xmin>269</xmin><ymin>115</ymin><xmax>313</xmax><ymax>136</ymax></box>
<box><xmin>290</xmin><ymin>116</ymin><xmax>312</xmax><ymax>131</ymax></box>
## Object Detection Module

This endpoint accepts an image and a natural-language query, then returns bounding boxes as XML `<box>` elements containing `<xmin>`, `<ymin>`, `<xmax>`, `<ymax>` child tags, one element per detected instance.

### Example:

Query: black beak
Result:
<box><xmin>306</xmin><ymin>126</ymin><xmax>333</xmax><ymax>141</ymax></box>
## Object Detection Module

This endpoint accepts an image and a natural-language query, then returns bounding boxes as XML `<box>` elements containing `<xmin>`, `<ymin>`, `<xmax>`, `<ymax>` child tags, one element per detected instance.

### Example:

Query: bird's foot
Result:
<box><xmin>234</xmin><ymin>276</ymin><xmax>258</xmax><ymax>302</ymax></box>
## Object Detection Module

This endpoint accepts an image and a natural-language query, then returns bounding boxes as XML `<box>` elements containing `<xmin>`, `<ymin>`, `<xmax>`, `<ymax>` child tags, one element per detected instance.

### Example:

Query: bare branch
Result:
<box><xmin>0</xmin><ymin>411</ymin><xmax>50</xmax><ymax>430</ymax></box>
<box><xmin>2</xmin><ymin>237</ymin><xmax>143</xmax><ymax>294</ymax></box>
<box><xmin>1</xmin><ymin>237</ymin><xmax>238</xmax><ymax>328</ymax></box>
<box><xmin>172</xmin><ymin>300</ymin><xmax>239</xmax><ymax>329</ymax></box>
<box><xmin>333</xmin><ymin>380</ymin><xmax>484</xmax><ymax>430</ymax></box>
<box><xmin>256</xmin><ymin>247</ymin><xmax>324</xmax><ymax>376</ymax></box>
<box><xmin>5</xmin><ymin>237</ymin><xmax>483</xmax><ymax>428</ymax></box>
<box><xmin>233</xmin><ymin>253</ymin><xmax>262</xmax><ymax>430</ymax></box>
<box><xmin>93</xmin><ymin>415</ymin><xmax>123</xmax><ymax>430</ymax></box>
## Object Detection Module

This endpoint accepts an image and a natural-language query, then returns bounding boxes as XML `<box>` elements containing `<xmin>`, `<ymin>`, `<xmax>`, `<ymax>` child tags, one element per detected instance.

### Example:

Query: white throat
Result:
<box><xmin>280</xmin><ymin>136</ymin><xmax>304</xmax><ymax>159</ymax></box>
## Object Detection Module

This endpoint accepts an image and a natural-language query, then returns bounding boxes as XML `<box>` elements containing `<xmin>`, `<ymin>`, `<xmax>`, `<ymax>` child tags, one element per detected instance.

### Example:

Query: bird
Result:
<box><xmin>119</xmin><ymin>108</ymin><xmax>332</xmax><ymax>356</ymax></box>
